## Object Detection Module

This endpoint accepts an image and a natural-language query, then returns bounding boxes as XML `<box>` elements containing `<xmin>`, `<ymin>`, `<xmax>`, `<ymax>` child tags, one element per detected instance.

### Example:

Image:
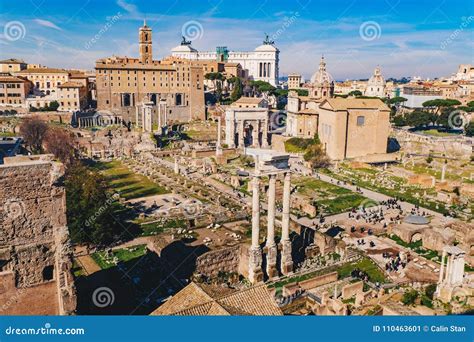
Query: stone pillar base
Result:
<box><xmin>281</xmin><ymin>261</ymin><xmax>294</xmax><ymax>276</ymax></box>
<box><xmin>280</xmin><ymin>239</ymin><xmax>293</xmax><ymax>275</ymax></box>
<box><xmin>266</xmin><ymin>264</ymin><xmax>278</xmax><ymax>279</ymax></box>
<box><xmin>264</xmin><ymin>244</ymin><xmax>278</xmax><ymax>280</ymax></box>
<box><xmin>249</xmin><ymin>267</ymin><xmax>264</xmax><ymax>284</ymax></box>
<box><xmin>248</xmin><ymin>246</ymin><xmax>263</xmax><ymax>284</ymax></box>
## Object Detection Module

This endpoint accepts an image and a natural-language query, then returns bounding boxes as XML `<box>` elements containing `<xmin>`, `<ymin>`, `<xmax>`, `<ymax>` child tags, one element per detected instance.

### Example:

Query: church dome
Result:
<box><xmin>368</xmin><ymin>66</ymin><xmax>386</xmax><ymax>87</ymax></box>
<box><xmin>310</xmin><ymin>56</ymin><xmax>333</xmax><ymax>85</ymax></box>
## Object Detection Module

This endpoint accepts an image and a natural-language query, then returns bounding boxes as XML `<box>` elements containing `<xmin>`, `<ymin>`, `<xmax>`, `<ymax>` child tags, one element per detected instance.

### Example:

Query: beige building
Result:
<box><xmin>95</xmin><ymin>22</ymin><xmax>205</xmax><ymax>123</ymax></box>
<box><xmin>16</xmin><ymin>67</ymin><xmax>70</xmax><ymax>96</ymax></box>
<box><xmin>287</xmin><ymin>73</ymin><xmax>302</xmax><ymax>89</ymax></box>
<box><xmin>58</xmin><ymin>81</ymin><xmax>88</xmax><ymax>111</ymax></box>
<box><xmin>0</xmin><ymin>58</ymin><xmax>27</xmax><ymax>73</ymax></box>
<box><xmin>317</xmin><ymin>98</ymin><xmax>390</xmax><ymax>160</ymax></box>
<box><xmin>0</xmin><ymin>74</ymin><xmax>32</xmax><ymax>108</ymax></box>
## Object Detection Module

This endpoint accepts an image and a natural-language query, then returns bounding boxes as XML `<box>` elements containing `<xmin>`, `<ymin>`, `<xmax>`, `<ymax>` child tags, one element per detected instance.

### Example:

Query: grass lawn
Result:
<box><xmin>337</xmin><ymin>257</ymin><xmax>387</xmax><ymax>284</ymax></box>
<box><xmin>91</xmin><ymin>244</ymin><xmax>148</xmax><ymax>270</ymax></box>
<box><xmin>419</xmin><ymin>129</ymin><xmax>459</xmax><ymax>137</ymax></box>
<box><xmin>389</xmin><ymin>234</ymin><xmax>422</xmax><ymax>249</ymax></box>
<box><xmin>294</xmin><ymin>177</ymin><xmax>368</xmax><ymax>215</ymax></box>
<box><xmin>92</xmin><ymin>160</ymin><xmax>168</xmax><ymax>200</ymax></box>
<box><xmin>72</xmin><ymin>260</ymin><xmax>85</xmax><ymax>277</ymax></box>
<box><xmin>139</xmin><ymin>219</ymin><xmax>187</xmax><ymax>236</ymax></box>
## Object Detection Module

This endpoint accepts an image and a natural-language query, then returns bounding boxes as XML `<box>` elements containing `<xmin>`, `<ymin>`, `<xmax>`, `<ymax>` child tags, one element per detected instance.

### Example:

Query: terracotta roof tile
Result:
<box><xmin>151</xmin><ymin>282</ymin><xmax>283</xmax><ymax>316</ymax></box>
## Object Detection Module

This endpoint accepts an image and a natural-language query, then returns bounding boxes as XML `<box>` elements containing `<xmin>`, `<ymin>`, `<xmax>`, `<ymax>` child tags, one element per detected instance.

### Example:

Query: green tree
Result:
<box><xmin>249</xmin><ymin>80</ymin><xmax>275</xmax><ymax>94</ymax></box>
<box><xmin>290</xmin><ymin>89</ymin><xmax>308</xmax><ymax>96</ymax></box>
<box><xmin>303</xmin><ymin>134</ymin><xmax>330</xmax><ymax>169</ymax></box>
<box><xmin>401</xmin><ymin>290</ymin><xmax>419</xmax><ymax>306</ymax></box>
<box><xmin>388</xmin><ymin>96</ymin><xmax>408</xmax><ymax>105</ymax></box>
<box><xmin>405</xmin><ymin>110</ymin><xmax>435</xmax><ymax>128</ymax></box>
<box><xmin>230</xmin><ymin>77</ymin><xmax>243</xmax><ymax>102</ymax></box>
<box><xmin>422</xmin><ymin>99</ymin><xmax>461</xmax><ymax>114</ymax></box>
<box><xmin>48</xmin><ymin>100</ymin><xmax>60</xmax><ymax>111</ymax></box>
<box><xmin>348</xmin><ymin>90</ymin><xmax>362</xmax><ymax>97</ymax></box>
<box><xmin>65</xmin><ymin>163</ymin><xmax>120</xmax><ymax>245</ymax></box>
<box><xmin>425</xmin><ymin>284</ymin><xmax>437</xmax><ymax>300</ymax></box>
<box><xmin>465</xmin><ymin>121</ymin><xmax>474</xmax><ymax>137</ymax></box>
<box><xmin>19</xmin><ymin>117</ymin><xmax>49</xmax><ymax>153</ymax></box>
<box><xmin>392</xmin><ymin>115</ymin><xmax>407</xmax><ymax>127</ymax></box>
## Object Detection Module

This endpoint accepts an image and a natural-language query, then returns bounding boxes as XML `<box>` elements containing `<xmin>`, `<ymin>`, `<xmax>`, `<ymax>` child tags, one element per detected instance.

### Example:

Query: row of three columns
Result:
<box><xmin>248</xmin><ymin>172</ymin><xmax>293</xmax><ymax>283</ymax></box>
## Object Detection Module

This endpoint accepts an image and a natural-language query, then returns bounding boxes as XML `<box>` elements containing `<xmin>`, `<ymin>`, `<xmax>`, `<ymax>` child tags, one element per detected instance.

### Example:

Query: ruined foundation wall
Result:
<box><xmin>0</xmin><ymin>156</ymin><xmax>76</xmax><ymax>315</ymax></box>
<box><xmin>195</xmin><ymin>245</ymin><xmax>242</xmax><ymax>278</ymax></box>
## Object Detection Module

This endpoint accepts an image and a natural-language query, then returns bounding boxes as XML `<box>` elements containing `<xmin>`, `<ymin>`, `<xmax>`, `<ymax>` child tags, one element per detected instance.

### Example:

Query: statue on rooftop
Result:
<box><xmin>263</xmin><ymin>33</ymin><xmax>274</xmax><ymax>45</ymax></box>
<box><xmin>181</xmin><ymin>36</ymin><xmax>192</xmax><ymax>46</ymax></box>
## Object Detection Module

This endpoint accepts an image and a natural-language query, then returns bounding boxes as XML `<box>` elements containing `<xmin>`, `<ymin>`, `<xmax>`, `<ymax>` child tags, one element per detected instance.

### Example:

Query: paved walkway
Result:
<box><xmin>77</xmin><ymin>255</ymin><xmax>101</xmax><ymax>275</ymax></box>
<box><xmin>290</xmin><ymin>158</ymin><xmax>444</xmax><ymax>220</ymax></box>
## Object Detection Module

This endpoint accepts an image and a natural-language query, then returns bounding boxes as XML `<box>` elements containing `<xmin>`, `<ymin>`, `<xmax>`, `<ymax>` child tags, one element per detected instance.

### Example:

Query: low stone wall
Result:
<box><xmin>195</xmin><ymin>245</ymin><xmax>242</xmax><ymax>277</ymax></box>
<box><xmin>341</xmin><ymin>280</ymin><xmax>364</xmax><ymax>299</ymax></box>
<box><xmin>283</xmin><ymin>271</ymin><xmax>338</xmax><ymax>295</ymax></box>
<box><xmin>392</xmin><ymin>128</ymin><xmax>473</xmax><ymax>158</ymax></box>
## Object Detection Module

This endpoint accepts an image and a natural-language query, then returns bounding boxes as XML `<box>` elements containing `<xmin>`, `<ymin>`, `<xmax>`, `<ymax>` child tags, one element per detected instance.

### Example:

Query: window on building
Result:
<box><xmin>175</xmin><ymin>93</ymin><xmax>183</xmax><ymax>106</ymax></box>
<box><xmin>122</xmin><ymin>93</ymin><xmax>131</xmax><ymax>106</ymax></box>
<box><xmin>357</xmin><ymin>116</ymin><xmax>365</xmax><ymax>126</ymax></box>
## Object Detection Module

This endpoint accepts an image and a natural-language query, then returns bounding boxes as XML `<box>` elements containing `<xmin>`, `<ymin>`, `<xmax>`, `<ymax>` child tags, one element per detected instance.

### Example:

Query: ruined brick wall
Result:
<box><xmin>0</xmin><ymin>155</ymin><xmax>76</xmax><ymax>315</ymax></box>
<box><xmin>195</xmin><ymin>245</ymin><xmax>242</xmax><ymax>277</ymax></box>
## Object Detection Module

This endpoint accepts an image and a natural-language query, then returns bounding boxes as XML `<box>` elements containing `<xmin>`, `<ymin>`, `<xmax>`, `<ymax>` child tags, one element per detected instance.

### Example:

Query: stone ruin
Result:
<box><xmin>0</xmin><ymin>155</ymin><xmax>76</xmax><ymax>315</ymax></box>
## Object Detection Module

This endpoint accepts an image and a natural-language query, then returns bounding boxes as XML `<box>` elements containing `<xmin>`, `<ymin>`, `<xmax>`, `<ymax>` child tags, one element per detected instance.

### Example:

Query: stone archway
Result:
<box><xmin>410</xmin><ymin>232</ymin><xmax>422</xmax><ymax>243</ymax></box>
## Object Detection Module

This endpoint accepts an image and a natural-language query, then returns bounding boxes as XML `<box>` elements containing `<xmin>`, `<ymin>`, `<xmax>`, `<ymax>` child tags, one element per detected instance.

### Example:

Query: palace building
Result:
<box><xmin>171</xmin><ymin>35</ymin><xmax>279</xmax><ymax>86</ymax></box>
<box><xmin>95</xmin><ymin>21</ymin><xmax>205</xmax><ymax>123</ymax></box>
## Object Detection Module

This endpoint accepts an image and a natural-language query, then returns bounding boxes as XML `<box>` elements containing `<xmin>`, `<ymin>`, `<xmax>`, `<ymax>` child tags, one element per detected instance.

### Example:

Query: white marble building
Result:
<box><xmin>171</xmin><ymin>36</ymin><xmax>279</xmax><ymax>86</ymax></box>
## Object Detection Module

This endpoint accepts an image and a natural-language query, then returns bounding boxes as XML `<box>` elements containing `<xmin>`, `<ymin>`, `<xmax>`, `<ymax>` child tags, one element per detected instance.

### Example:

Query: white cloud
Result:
<box><xmin>33</xmin><ymin>19</ymin><xmax>62</xmax><ymax>31</ymax></box>
<box><xmin>116</xmin><ymin>0</ymin><xmax>140</xmax><ymax>17</ymax></box>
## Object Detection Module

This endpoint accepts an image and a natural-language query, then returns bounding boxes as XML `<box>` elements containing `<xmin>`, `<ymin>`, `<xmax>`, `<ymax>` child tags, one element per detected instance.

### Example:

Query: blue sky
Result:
<box><xmin>0</xmin><ymin>0</ymin><xmax>473</xmax><ymax>80</ymax></box>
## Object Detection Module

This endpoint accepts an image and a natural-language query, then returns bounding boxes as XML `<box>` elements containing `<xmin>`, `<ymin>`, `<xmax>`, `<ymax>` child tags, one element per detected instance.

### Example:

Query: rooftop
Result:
<box><xmin>403</xmin><ymin>215</ymin><xmax>430</xmax><ymax>225</ymax></box>
<box><xmin>151</xmin><ymin>282</ymin><xmax>282</xmax><ymax>316</ymax></box>
<box><xmin>0</xmin><ymin>58</ymin><xmax>26</xmax><ymax>64</ymax></box>
<box><xmin>17</xmin><ymin>68</ymin><xmax>69</xmax><ymax>74</ymax></box>
<box><xmin>321</xmin><ymin>97</ymin><xmax>390</xmax><ymax>111</ymax></box>
<box><xmin>58</xmin><ymin>81</ymin><xmax>84</xmax><ymax>88</ymax></box>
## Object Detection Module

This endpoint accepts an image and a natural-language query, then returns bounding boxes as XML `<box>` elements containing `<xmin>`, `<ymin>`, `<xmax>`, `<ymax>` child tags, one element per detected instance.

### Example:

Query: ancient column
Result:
<box><xmin>216</xmin><ymin>116</ymin><xmax>223</xmax><ymax>156</ymax></box>
<box><xmin>238</xmin><ymin>120</ymin><xmax>245</xmax><ymax>148</ymax></box>
<box><xmin>280</xmin><ymin>171</ymin><xmax>293</xmax><ymax>275</ymax></box>
<box><xmin>174</xmin><ymin>158</ymin><xmax>179</xmax><ymax>174</ymax></box>
<box><xmin>441</xmin><ymin>163</ymin><xmax>447</xmax><ymax>182</ymax></box>
<box><xmin>225</xmin><ymin>110</ymin><xmax>236</xmax><ymax>148</ymax></box>
<box><xmin>261</xmin><ymin>119</ymin><xmax>269</xmax><ymax>148</ymax></box>
<box><xmin>252</xmin><ymin>121</ymin><xmax>259</xmax><ymax>148</ymax></box>
<box><xmin>445</xmin><ymin>254</ymin><xmax>452</xmax><ymax>285</ymax></box>
<box><xmin>438</xmin><ymin>249</ymin><xmax>447</xmax><ymax>284</ymax></box>
<box><xmin>266</xmin><ymin>174</ymin><xmax>278</xmax><ymax>278</ymax></box>
<box><xmin>249</xmin><ymin>176</ymin><xmax>263</xmax><ymax>283</ymax></box>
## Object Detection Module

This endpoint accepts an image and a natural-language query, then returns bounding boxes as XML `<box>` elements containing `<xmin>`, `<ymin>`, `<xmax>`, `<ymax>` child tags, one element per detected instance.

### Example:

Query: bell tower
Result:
<box><xmin>139</xmin><ymin>20</ymin><xmax>152</xmax><ymax>64</ymax></box>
